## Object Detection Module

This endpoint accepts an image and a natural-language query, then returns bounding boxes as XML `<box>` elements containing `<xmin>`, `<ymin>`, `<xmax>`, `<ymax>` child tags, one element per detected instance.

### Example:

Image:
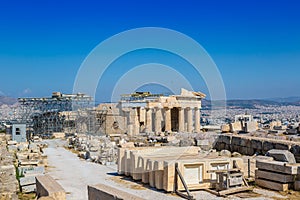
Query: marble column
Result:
<box><xmin>139</xmin><ymin>107</ymin><xmax>146</xmax><ymax>133</ymax></box>
<box><xmin>165</xmin><ymin>107</ymin><xmax>171</xmax><ymax>132</ymax></box>
<box><xmin>154</xmin><ymin>107</ymin><xmax>162</xmax><ymax>134</ymax></box>
<box><xmin>140</xmin><ymin>107</ymin><xmax>146</xmax><ymax>123</ymax></box>
<box><xmin>194</xmin><ymin>107</ymin><xmax>201</xmax><ymax>133</ymax></box>
<box><xmin>178</xmin><ymin>107</ymin><xmax>185</xmax><ymax>132</ymax></box>
<box><xmin>133</xmin><ymin>108</ymin><xmax>139</xmax><ymax>135</ymax></box>
<box><xmin>127</xmin><ymin>109</ymin><xmax>134</xmax><ymax>136</ymax></box>
<box><xmin>187</xmin><ymin>107</ymin><xmax>193</xmax><ymax>133</ymax></box>
<box><xmin>145</xmin><ymin>108</ymin><xmax>153</xmax><ymax>133</ymax></box>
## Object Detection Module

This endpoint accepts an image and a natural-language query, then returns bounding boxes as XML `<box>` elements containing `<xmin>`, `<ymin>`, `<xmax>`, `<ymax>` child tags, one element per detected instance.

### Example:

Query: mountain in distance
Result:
<box><xmin>0</xmin><ymin>96</ymin><xmax>17</xmax><ymax>106</ymax></box>
<box><xmin>202</xmin><ymin>96</ymin><xmax>300</xmax><ymax>109</ymax></box>
<box><xmin>265</xmin><ymin>96</ymin><xmax>300</xmax><ymax>103</ymax></box>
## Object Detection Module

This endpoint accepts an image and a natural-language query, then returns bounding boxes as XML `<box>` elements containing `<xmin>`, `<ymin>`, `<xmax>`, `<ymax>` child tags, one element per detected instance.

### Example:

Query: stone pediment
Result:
<box><xmin>180</xmin><ymin>88</ymin><xmax>206</xmax><ymax>98</ymax></box>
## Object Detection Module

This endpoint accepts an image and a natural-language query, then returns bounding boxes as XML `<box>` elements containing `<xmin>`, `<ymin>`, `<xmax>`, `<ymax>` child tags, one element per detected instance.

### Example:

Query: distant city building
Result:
<box><xmin>11</xmin><ymin>123</ymin><xmax>27</xmax><ymax>142</ymax></box>
<box><xmin>222</xmin><ymin>114</ymin><xmax>258</xmax><ymax>133</ymax></box>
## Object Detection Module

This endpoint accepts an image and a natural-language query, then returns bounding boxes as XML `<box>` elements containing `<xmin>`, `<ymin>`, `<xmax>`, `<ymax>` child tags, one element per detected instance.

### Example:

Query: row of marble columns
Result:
<box><xmin>178</xmin><ymin>107</ymin><xmax>201</xmax><ymax>133</ymax></box>
<box><xmin>126</xmin><ymin>106</ymin><xmax>201</xmax><ymax>135</ymax></box>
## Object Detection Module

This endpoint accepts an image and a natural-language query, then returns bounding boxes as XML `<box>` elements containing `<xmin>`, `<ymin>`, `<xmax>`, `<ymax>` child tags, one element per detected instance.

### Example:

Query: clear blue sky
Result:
<box><xmin>0</xmin><ymin>0</ymin><xmax>300</xmax><ymax>101</ymax></box>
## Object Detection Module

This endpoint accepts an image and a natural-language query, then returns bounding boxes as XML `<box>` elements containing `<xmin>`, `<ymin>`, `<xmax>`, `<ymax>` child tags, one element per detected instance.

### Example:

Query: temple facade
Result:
<box><xmin>97</xmin><ymin>88</ymin><xmax>206</xmax><ymax>136</ymax></box>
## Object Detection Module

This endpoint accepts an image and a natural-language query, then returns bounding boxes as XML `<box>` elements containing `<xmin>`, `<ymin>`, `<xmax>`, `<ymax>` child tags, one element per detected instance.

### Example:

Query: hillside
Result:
<box><xmin>202</xmin><ymin>98</ymin><xmax>300</xmax><ymax>109</ymax></box>
<box><xmin>0</xmin><ymin>96</ymin><xmax>17</xmax><ymax>106</ymax></box>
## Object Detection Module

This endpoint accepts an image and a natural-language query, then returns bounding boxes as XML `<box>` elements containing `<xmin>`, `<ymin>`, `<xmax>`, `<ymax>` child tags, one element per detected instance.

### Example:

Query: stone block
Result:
<box><xmin>147</xmin><ymin>159</ymin><xmax>155</xmax><ymax>187</ymax></box>
<box><xmin>154</xmin><ymin>161</ymin><xmax>164</xmax><ymax>190</ymax></box>
<box><xmin>230</xmin><ymin>122</ymin><xmax>242</xmax><ymax>132</ymax></box>
<box><xmin>17</xmin><ymin>143</ymin><xmax>29</xmax><ymax>152</ymax></box>
<box><xmin>294</xmin><ymin>181</ymin><xmax>300</xmax><ymax>191</ymax></box>
<box><xmin>255</xmin><ymin>178</ymin><xmax>290</xmax><ymax>191</ymax></box>
<box><xmin>222</xmin><ymin>135</ymin><xmax>231</xmax><ymax>144</ymax></box>
<box><xmin>16</xmin><ymin>153</ymin><xmax>28</xmax><ymax>160</ymax></box>
<box><xmin>7</xmin><ymin>145</ymin><xmax>18</xmax><ymax>153</ymax></box>
<box><xmin>7</xmin><ymin>141</ymin><xmax>17</xmax><ymax>145</ymax></box>
<box><xmin>218</xmin><ymin>143</ymin><xmax>225</xmax><ymax>151</ymax></box>
<box><xmin>290</xmin><ymin>145</ymin><xmax>300</xmax><ymax>155</ymax></box>
<box><xmin>256</xmin><ymin>160</ymin><xmax>300</xmax><ymax>175</ymax></box>
<box><xmin>19</xmin><ymin>160</ymin><xmax>39</xmax><ymax>166</ymax></box>
<box><xmin>262</xmin><ymin>141</ymin><xmax>275</xmax><ymax>154</ymax></box>
<box><xmin>231</xmin><ymin>144</ymin><xmax>239</xmax><ymax>152</ymax></box>
<box><xmin>36</xmin><ymin>175</ymin><xmax>66</xmax><ymax>200</ymax></box>
<box><xmin>246</xmin><ymin>147</ymin><xmax>254</xmax><ymax>156</ymax></box>
<box><xmin>163</xmin><ymin>158</ymin><xmax>243</xmax><ymax>192</ymax></box>
<box><xmin>238</xmin><ymin>146</ymin><xmax>247</xmax><ymax>155</ymax></box>
<box><xmin>179</xmin><ymin>139</ymin><xmax>194</xmax><ymax>147</ymax></box>
<box><xmin>225</xmin><ymin>144</ymin><xmax>231</xmax><ymax>151</ymax></box>
<box><xmin>18</xmin><ymin>166</ymin><xmax>44</xmax><ymax>177</ymax></box>
<box><xmin>0</xmin><ymin>165</ymin><xmax>19</xmax><ymax>194</ymax></box>
<box><xmin>221</xmin><ymin>124</ymin><xmax>230</xmax><ymax>133</ymax></box>
<box><xmin>126</xmin><ymin>146</ymin><xmax>200</xmax><ymax>179</ymax></box>
<box><xmin>275</xmin><ymin>143</ymin><xmax>289</xmax><ymax>150</ymax></box>
<box><xmin>87</xmin><ymin>184</ymin><xmax>143</xmax><ymax>200</ymax></box>
<box><xmin>22</xmin><ymin>184</ymin><xmax>36</xmax><ymax>193</ymax></box>
<box><xmin>231</xmin><ymin>136</ymin><xmax>241</xmax><ymax>146</ymax></box>
<box><xmin>20</xmin><ymin>176</ymin><xmax>36</xmax><ymax>186</ymax></box>
<box><xmin>267</xmin><ymin>149</ymin><xmax>296</xmax><ymax>164</ymax></box>
<box><xmin>251</xmin><ymin>139</ymin><xmax>262</xmax><ymax>150</ymax></box>
<box><xmin>196</xmin><ymin>139</ymin><xmax>209</xmax><ymax>146</ymax></box>
<box><xmin>255</xmin><ymin>169</ymin><xmax>294</xmax><ymax>183</ymax></box>
<box><xmin>240</xmin><ymin>138</ymin><xmax>250</xmax><ymax>147</ymax></box>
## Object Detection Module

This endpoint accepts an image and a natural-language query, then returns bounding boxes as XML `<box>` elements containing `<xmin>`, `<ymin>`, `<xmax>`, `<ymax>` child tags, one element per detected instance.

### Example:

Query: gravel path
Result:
<box><xmin>44</xmin><ymin>139</ymin><xmax>183</xmax><ymax>200</ymax></box>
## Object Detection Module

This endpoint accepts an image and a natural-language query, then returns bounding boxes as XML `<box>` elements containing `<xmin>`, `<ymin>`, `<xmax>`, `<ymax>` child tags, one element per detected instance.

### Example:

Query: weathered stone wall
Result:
<box><xmin>0</xmin><ymin>133</ymin><xmax>18</xmax><ymax>200</ymax></box>
<box><xmin>214</xmin><ymin>134</ymin><xmax>300</xmax><ymax>162</ymax></box>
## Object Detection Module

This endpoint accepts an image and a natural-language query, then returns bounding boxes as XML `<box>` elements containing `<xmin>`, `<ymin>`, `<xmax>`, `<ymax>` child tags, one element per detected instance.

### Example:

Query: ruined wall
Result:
<box><xmin>214</xmin><ymin>134</ymin><xmax>300</xmax><ymax>162</ymax></box>
<box><xmin>0</xmin><ymin>134</ymin><xmax>19</xmax><ymax>200</ymax></box>
<box><xmin>97</xmin><ymin>103</ymin><xmax>126</xmax><ymax>135</ymax></box>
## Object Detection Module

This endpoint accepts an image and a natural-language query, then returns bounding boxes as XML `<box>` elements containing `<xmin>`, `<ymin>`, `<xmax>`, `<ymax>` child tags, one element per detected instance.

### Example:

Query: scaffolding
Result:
<box><xmin>18</xmin><ymin>92</ymin><xmax>93</xmax><ymax>136</ymax></box>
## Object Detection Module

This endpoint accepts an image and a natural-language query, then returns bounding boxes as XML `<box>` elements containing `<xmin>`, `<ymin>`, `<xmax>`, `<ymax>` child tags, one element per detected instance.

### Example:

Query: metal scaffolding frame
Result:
<box><xmin>18</xmin><ymin>92</ymin><xmax>93</xmax><ymax>136</ymax></box>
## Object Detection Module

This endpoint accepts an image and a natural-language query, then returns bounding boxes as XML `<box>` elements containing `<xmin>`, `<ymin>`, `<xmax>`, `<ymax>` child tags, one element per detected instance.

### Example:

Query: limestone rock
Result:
<box><xmin>219</xmin><ymin>150</ymin><xmax>231</xmax><ymax>157</ymax></box>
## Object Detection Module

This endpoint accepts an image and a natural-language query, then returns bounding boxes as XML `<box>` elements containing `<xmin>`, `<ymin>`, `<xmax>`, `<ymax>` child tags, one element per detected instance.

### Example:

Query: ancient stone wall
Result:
<box><xmin>214</xmin><ymin>134</ymin><xmax>300</xmax><ymax>162</ymax></box>
<box><xmin>0</xmin><ymin>133</ymin><xmax>19</xmax><ymax>200</ymax></box>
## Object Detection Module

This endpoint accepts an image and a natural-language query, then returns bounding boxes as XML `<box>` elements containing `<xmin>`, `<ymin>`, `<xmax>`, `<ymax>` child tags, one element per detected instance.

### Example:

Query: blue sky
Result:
<box><xmin>0</xmin><ymin>0</ymin><xmax>300</xmax><ymax>101</ymax></box>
